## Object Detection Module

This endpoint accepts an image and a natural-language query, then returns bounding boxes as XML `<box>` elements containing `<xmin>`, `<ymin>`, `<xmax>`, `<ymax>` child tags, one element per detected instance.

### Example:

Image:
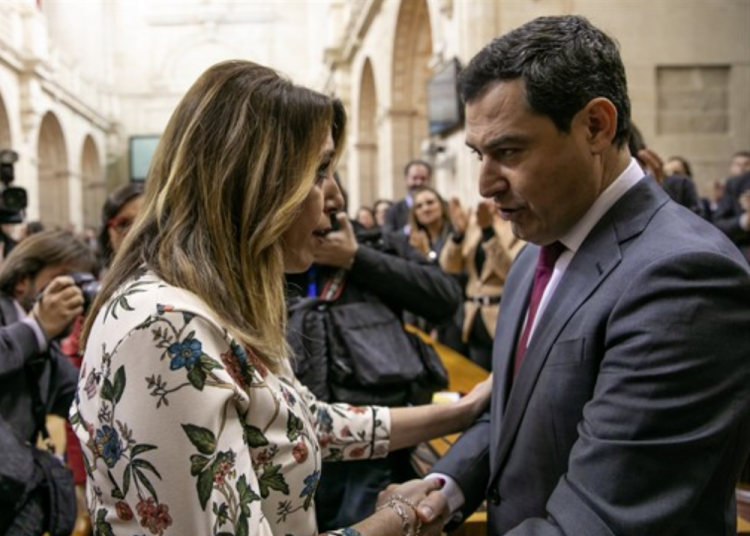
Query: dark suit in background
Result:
<box><xmin>661</xmin><ymin>173</ymin><xmax>701</xmax><ymax>215</ymax></box>
<box><xmin>382</xmin><ymin>198</ymin><xmax>410</xmax><ymax>235</ymax></box>
<box><xmin>712</xmin><ymin>170</ymin><xmax>750</xmax><ymax>262</ymax></box>
<box><xmin>0</xmin><ymin>294</ymin><xmax>78</xmax><ymax>443</ymax></box>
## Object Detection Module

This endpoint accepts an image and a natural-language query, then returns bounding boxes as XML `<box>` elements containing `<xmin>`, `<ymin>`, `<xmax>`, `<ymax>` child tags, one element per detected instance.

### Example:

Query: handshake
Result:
<box><xmin>374</xmin><ymin>478</ymin><xmax>451</xmax><ymax>536</ymax></box>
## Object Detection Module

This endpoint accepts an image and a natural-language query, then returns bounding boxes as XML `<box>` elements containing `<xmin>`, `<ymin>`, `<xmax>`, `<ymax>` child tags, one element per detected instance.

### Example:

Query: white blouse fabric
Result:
<box><xmin>71</xmin><ymin>271</ymin><xmax>391</xmax><ymax>536</ymax></box>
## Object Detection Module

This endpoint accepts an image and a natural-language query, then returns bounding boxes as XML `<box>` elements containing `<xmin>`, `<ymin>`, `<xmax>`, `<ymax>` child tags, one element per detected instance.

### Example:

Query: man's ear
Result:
<box><xmin>580</xmin><ymin>97</ymin><xmax>618</xmax><ymax>154</ymax></box>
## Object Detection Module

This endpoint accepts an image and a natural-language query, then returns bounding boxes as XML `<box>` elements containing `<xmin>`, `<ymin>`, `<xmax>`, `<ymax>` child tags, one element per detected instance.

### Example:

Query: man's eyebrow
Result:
<box><xmin>467</xmin><ymin>134</ymin><xmax>530</xmax><ymax>153</ymax></box>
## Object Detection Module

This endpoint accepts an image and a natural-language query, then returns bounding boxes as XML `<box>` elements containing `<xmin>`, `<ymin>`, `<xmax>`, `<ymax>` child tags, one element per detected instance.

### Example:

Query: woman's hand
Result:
<box><xmin>447</xmin><ymin>197</ymin><xmax>469</xmax><ymax>235</ymax></box>
<box><xmin>455</xmin><ymin>374</ymin><xmax>493</xmax><ymax>426</ymax></box>
<box><xmin>374</xmin><ymin>479</ymin><xmax>446</xmax><ymax>536</ymax></box>
<box><xmin>408</xmin><ymin>230</ymin><xmax>431</xmax><ymax>256</ymax></box>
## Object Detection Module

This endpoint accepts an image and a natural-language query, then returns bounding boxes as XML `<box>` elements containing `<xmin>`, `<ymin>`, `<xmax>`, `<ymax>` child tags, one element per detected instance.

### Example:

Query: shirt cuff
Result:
<box><xmin>425</xmin><ymin>472</ymin><xmax>465</xmax><ymax>521</ymax></box>
<box><xmin>22</xmin><ymin>317</ymin><xmax>48</xmax><ymax>352</ymax></box>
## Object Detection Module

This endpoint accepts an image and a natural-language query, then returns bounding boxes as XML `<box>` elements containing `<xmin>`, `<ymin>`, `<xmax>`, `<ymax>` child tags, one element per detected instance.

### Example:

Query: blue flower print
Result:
<box><xmin>94</xmin><ymin>425</ymin><xmax>124</xmax><ymax>468</ymax></box>
<box><xmin>300</xmin><ymin>470</ymin><xmax>320</xmax><ymax>499</ymax></box>
<box><xmin>168</xmin><ymin>338</ymin><xmax>203</xmax><ymax>370</ymax></box>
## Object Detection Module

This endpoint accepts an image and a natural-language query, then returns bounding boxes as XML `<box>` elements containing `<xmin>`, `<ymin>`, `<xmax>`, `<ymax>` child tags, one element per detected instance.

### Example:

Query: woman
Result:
<box><xmin>440</xmin><ymin>198</ymin><xmax>524</xmax><ymax>370</ymax></box>
<box><xmin>407</xmin><ymin>187</ymin><xmax>451</xmax><ymax>262</ymax></box>
<box><xmin>72</xmin><ymin>60</ymin><xmax>489</xmax><ymax>535</ymax></box>
<box><xmin>373</xmin><ymin>199</ymin><xmax>393</xmax><ymax>229</ymax></box>
<box><xmin>97</xmin><ymin>182</ymin><xmax>144</xmax><ymax>270</ymax></box>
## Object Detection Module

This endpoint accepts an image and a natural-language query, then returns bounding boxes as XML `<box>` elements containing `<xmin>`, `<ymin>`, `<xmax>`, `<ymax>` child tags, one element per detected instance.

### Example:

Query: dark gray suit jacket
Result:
<box><xmin>0</xmin><ymin>294</ymin><xmax>78</xmax><ymax>442</ymax></box>
<box><xmin>712</xmin><ymin>171</ymin><xmax>750</xmax><ymax>262</ymax></box>
<box><xmin>433</xmin><ymin>177</ymin><xmax>750</xmax><ymax>535</ymax></box>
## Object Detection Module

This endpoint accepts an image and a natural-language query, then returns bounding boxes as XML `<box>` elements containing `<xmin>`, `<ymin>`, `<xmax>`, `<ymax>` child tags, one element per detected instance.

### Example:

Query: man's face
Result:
<box><xmin>405</xmin><ymin>164</ymin><xmax>430</xmax><ymax>193</ymax></box>
<box><xmin>465</xmin><ymin>79</ymin><xmax>608</xmax><ymax>246</ymax></box>
<box><xmin>729</xmin><ymin>154</ymin><xmax>750</xmax><ymax>177</ymax></box>
<box><xmin>15</xmin><ymin>264</ymin><xmax>73</xmax><ymax>312</ymax></box>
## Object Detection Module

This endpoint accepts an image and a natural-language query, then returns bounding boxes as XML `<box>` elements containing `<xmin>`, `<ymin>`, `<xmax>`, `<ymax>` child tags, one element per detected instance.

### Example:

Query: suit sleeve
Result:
<box><xmin>381</xmin><ymin>204</ymin><xmax>399</xmax><ymax>234</ymax></box>
<box><xmin>349</xmin><ymin>244</ymin><xmax>461</xmax><ymax>324</ymax></box>
<box><xmin>0</xmin><ymin>322</ymin><xmax>42</xmax><ymax>379</ymax></box>
<box><xmin>508</xmin><ymin>250</ymin><xmax>750</xmax><ymax>535</ymax></box>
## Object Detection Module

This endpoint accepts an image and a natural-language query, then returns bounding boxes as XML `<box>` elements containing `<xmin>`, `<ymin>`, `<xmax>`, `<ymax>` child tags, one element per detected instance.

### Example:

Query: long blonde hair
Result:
<box><xmin>82</xmin><ymin>60</ymin><xmax>346</xmax><ymax>371</ymax></box>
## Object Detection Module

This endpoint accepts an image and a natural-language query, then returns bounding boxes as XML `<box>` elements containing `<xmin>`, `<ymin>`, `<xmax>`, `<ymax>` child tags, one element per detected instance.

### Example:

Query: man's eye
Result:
<box><xmin>469</xmin><ymin>148</ymin><xmax>483</xmax><ymax>162</ymax></box>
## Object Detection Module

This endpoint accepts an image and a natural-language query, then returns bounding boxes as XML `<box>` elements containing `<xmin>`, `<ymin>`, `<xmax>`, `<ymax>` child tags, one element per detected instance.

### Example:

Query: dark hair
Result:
<box><xmin>666</xmin><ymin>156</ymin><xmax>693</xmax><ymax>178</ymax></box>
<box><xmin>460</xmin><ymin>15</ymin><xmax>631</xmax><ymax>147</ymax></box>
<box><xmin>0</xmin><ymin>230</ymin><xmax>96</xmax><ymax>295</ymax></box>
<box><xmin>403</xmin><ymin>159</ymin><xmax>433</xmax><ymax>177</ymax></box>
<box><xmin>98</xmin><ymin>182</ymin><xmax>144</xmax><ymax>265</ymax></box>
<box><xmin>25</xmin><ymin>221</ymin><xmax>45</xmax><ymax>235</ymax></box>
<box><xmin>733</xmin><ymin>150</ymin><xmax>750</xmax><ymax>160</ymax></box>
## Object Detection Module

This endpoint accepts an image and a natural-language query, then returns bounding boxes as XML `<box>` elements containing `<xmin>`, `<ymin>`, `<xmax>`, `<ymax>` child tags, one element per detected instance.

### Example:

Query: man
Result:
<box><xmin>0</xmin><ymin>230</ymin><xmax>93</xmax><ymax>532</ymax></box>
<box><xmin>382</xmin><ymin>159</ymin><xmax>432</xmax><ymax>234</ymax></box>
<box><xmin>713</xmin><ymin>168</ymin><xmax>750</xmax><ymax>262</ymax></box>
<box><xmin>729</xmin><ymin>150</ymin><xmax>750</xmax><ymax>178</ymax></box>
<box><xmin>417</xmin><ymin>15</ymin><xmax>750</xmax><ymax>536</ymax></box>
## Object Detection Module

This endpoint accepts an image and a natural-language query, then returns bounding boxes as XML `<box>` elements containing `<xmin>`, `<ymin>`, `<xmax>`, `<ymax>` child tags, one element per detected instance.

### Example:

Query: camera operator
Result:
<box><xmin>0</xmin><ymin>149</ymin><xmax>28</xmax><ymax>260</ymax></box>
<box><xmin>0</xmin><ymin>230</ymin><xmax>96</xmax><ymax>534</ymax></box>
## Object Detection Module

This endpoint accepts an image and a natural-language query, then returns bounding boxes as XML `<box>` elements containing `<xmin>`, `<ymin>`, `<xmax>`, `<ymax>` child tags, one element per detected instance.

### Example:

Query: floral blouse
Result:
<box><xmin>71</xmin><ymin>271</ymin><xmax>391</xmax><ymax>536</ymax></box>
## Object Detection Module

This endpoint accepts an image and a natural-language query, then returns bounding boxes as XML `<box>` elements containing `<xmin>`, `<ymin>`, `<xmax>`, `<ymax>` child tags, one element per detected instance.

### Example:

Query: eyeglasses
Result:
<box><xmin>107</xmin><ymin>216</ymin><xmax>134</xmax><ymax>234</ymax></box>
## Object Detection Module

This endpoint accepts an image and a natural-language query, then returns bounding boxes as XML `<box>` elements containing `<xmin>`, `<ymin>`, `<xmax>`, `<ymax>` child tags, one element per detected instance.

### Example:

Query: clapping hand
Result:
<box><xmin>448</xmin><ymin>197</ymin><xmax>469</xmax><ymax>236</ymax></box>
<box><xmin>476</xmin><ymin>200</ymin><xmax>495</xmax><ymax>230</ymax></box>
<box><xmin>409</xmin><ymin>229</ymin><xmax>431</xmax><ymax>257</ymax></box>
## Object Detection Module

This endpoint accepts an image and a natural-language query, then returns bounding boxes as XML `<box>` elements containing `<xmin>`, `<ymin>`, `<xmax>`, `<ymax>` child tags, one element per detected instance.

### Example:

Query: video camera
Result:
<box><xmin>0</xmin><ymin>149</ymin><xmax>28</xmax><ymax>225</ymax></box>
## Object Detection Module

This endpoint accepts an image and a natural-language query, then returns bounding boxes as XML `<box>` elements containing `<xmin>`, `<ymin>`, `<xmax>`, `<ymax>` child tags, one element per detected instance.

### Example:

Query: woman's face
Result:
<box><xmin>374</xmin><ymin>202</ymin><xmax>390</xmax><ymax>227</ymax></box>
<box><xmin>282</xmin><ymin>134</ymin><xmax>334</xmax><ymax>273</ymax></box>
<box><xmin>357</xmin><ymin>208</ymin><xmax>375</xmax><ymax>229</ymax></box>
<box><xmin>108</xmin><ymin>195</ymin><xmax>143</xmax><ymax>254</ymax></box>
<box><xmin>413</xmin><ymin>190</ymin><xmax>443</xmax><ymax>228</ymax></box>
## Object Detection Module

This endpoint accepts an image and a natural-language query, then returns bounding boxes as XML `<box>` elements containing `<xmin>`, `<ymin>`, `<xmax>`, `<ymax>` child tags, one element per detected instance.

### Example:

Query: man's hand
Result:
<box><xmin>448</xmin><ymin>197</ymin><xmax>469</xmax><ymax>235</ymax></box>
<box><xmin>476</xmin><ymin>200</ymin><xmax>495</xmax><ymax>230</ymax></box>
<box><xmin>416</xmin><ymin>486</ymin><xmax>451</xmax><ymax>534</ymax></box>
<box><xmin>312</xmin><ymin>212</ymin><xmax>359</xmax><ymax>269</ymax></box>
<box><xmin>31</xmin><ymin>275</ymin><xmax>83</xmax><ymax>340</ymax></box>
<box><xmin>637</xmin><ymin>148</ymin><xmax>665</xmax><ymax>185</ymax></box>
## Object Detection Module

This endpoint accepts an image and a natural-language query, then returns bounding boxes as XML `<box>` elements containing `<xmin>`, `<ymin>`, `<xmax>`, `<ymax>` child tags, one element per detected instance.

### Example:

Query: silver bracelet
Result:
<box><xmin>376</xmin><ymin>498</ymin><xmax>420</xmax><ymax>536</ymax></box>
<box><xmin>376</xmin><ymin>497</ymin><xmax>422</xmax><ymax>536</ymax></box>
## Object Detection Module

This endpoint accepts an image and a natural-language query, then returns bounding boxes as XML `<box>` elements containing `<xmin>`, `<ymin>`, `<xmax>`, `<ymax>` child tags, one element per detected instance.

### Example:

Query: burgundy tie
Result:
<box><xmin>513</xmin><ymin>241</ymin><xmax>566</xmax><ymax>377</ymax></box>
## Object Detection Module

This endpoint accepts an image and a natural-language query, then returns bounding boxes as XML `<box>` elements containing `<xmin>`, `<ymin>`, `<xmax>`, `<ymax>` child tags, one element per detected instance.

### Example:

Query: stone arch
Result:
<box><xmin>357</xmin><ymin>58</ymin><xmax>378</xmax><ymax>207</ymax></box>
<box><xmin>80</xmin><ymin>135</ymin><xmax>104</xmax><ymax>230</ymax></box>
<box><xmin>0</xmin><ymin>91</ymin><xmax>11</xmax><ymax>150</ymax></box>
<box><xmin>390</xmin><ymin>0</ymin><xmax>433</xmax><ymax>192</ymax></box>
<box><xmin>37</xmin><ymin>112</ymin><xmax>70</xmax><ymax>228</ymax></box>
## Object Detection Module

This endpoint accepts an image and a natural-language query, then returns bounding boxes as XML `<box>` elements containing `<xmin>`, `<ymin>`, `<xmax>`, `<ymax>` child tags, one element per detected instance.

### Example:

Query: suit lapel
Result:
<box><xmin>488</xmin><ymin>177</ymin><xmax>670</xmax><ymax>483</ymax></box>
<box><xmin>488</xmin><ymin>246</ymin><xmax>535</xmax><ymax>475</ymax></box>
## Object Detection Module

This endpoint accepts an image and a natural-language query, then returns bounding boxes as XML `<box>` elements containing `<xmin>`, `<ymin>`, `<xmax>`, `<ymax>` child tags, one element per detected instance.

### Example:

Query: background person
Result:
<box><xmin>440</xmin><ymin>198</ymin><xmax>523</xmax><ymax>371</ymax></box>
<box><xmin>96</xmin><ymin>182</ymin><xmax>144</xmax><ymax>271</ymax></box>
<box><xmin>415</xmin><ymin>15</ymin><xmax>750</xmax><ymax>536</ymax></box>
<box><xmin>382</xmin><ymin>160</ymin><xmax>432</xmax><ymax>235</ymax></box>
<box><xmin>0</xmin><ymin>230</ymin><xmax>94</xmax><ymax>534</ymax></box>
<box><xmin>287</xmin><ymin>169</ymin><xmax>463</xmax><ymax>530</ymax></box>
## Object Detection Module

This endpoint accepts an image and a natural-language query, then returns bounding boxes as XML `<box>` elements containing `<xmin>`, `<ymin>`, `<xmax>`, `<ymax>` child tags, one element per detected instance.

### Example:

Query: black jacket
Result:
<box><xmin>286</xmin><ymin>226</ymin><xmax>460</xmax><ymax>406</ymax></box>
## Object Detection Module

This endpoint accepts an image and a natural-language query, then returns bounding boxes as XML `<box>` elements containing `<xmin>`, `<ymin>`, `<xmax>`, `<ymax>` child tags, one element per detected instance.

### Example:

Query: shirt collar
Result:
<box><xmin>559</xmin><ymin>158</ymin><xmax>644</xmax><ymax>254</ymax></box>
